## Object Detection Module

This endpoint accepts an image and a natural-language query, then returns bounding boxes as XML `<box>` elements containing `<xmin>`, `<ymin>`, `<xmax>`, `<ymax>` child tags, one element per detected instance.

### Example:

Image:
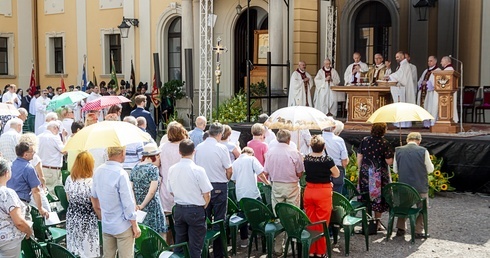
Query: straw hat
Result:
<box><xmin>142</xmin><ymin>143</ymin><xmax>161</xmax><ymax>156</ymax></box>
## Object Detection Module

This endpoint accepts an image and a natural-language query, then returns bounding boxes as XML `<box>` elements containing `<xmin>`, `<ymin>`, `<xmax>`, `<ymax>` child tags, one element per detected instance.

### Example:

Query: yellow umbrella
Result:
<box><xmin>63</xmin><ymin>121</ymin><xmax>152</xmax><ymax>151</ymax></box>
<box><xmin>367</xmin><ymin>102</ymin><xmax>434</xmax><ymax>145</ymax></box>
<box><xmin>264</xmin><ymin>106</ymin><xmax>335</xmax><ymax>131</ymax></box>
<box><xmin>367</xmin><ymin>102</ymin><xmax>434</xmax><ymax>123</ymax></box>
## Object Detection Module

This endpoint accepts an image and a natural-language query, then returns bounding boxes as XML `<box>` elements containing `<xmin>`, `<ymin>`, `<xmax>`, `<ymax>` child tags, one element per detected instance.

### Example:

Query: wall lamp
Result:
<box><xmin>413</xmin><ymin>0</ymin><xmax>437</xmax><ymax>21</ymax></box>
<box><xmin>118</xmin><ymin>17</ymin><xmax>139</xmax><ymax>38</ymax></box>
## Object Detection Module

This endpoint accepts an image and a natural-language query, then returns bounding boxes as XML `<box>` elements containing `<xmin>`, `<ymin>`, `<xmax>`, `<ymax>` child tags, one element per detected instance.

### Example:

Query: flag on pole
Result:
<box><xmin>28</xmin><ymin>63</ymin><xmax>36</xmax><ymax>96</ymax></box>
<box><xmin>92</xmin><ymin>66</ymin><xmax>98</xmax><ymax>87</ymax></box>
<box><xmin>110</xmin><ymin>53</ymin><xmax>118</xmax><ymax>93</ymax></box>
<box><xmin>129</xmin><ymin>60</ymin><xmax>137</xmax><ymax>107</ymax></box>
<box><xmin>151</xmin><ymin>73</ymin><xmax>161</xmax><ymax>107</ymax></box>
<box><xmin>81</xmin><ymin>60</ymin><xmax>88</xmax><ymax>92</ymax></box>
<box><xmin>61</xmin><ymin>75</ymin><xmax>66</xmax><ymax>93</ymax></box>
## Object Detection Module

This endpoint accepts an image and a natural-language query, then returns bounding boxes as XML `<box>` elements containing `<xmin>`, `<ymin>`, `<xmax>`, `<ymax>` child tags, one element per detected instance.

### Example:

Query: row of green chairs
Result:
<box><xmin>21</xmin><ymin>238</ymin><xmax>76</xmax><ymax>258</ymax></box>
<box><xmin>343</xmin><ymin>180</ymin><xmax>429</xmax><ymax>244</ymax></box>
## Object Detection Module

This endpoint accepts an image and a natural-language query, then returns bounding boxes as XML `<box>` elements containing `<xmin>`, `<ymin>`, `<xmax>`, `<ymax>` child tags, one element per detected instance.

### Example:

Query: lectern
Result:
<box><xmin>431</xmin><ymin>70</ymin><xmax>460</xmax><ymax>133</ymax></box>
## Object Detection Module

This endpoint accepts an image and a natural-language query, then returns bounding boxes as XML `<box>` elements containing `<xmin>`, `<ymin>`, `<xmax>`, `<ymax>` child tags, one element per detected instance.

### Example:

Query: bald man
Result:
<box><xmin>189</xmin><ymin>116</ymin><xmax>207</xmax><ymax>147</ymax></box>
<box><xmin>417</xmin><ymin>56</ymin><xmax>440</xmax><ymax>127</ymax></box>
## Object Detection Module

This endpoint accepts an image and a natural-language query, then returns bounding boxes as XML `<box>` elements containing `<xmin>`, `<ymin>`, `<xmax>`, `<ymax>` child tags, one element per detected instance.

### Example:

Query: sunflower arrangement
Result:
<box><xmin>428</xmin><ymin>155</ymin><xmax>455</xmax><ymax>198</ymax></box>
<box><xmin>345</xmin><ymin>148</ymin><xmax>455</xmax><ymax>198</ymax></box>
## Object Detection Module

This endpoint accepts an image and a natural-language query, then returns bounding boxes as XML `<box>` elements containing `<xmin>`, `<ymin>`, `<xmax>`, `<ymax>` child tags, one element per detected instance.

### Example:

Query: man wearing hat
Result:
<box><xmin>46</xmin><ymin>86</ymin><xmax>55</xmax><ymax>99</ymax></box>
<box><xmin>168</xmin><ymin>139</ymin><xmax>212</xmax><ymax>258</ymax></box>
<box><xmin>393</xmin><ymin>132</ymin><xmax>434</xmax><ymax>238</ymax></box>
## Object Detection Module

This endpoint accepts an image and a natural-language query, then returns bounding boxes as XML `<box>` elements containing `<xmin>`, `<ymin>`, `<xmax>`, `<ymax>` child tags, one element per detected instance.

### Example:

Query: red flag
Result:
<box><xmin>61</xmin><ymin>76</ymin><xmax>66</xmax><ymax>93</ymax></box>
<box><xmin>29</xmin><ymin>64</ymin><xmax>36</xmax><ymax>96</ymax></box>
<box><xmin>151</xmin><ymin>73</ymin><xmax>161</xmax><ymax>107</ymax></box>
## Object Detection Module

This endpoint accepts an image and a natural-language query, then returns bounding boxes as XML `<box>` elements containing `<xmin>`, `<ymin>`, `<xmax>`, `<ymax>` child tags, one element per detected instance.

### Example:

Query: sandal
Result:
<box><xmin>376</xmin><ymin>219</ymin><xmax>386</xmax><ymax>231</ymax></box>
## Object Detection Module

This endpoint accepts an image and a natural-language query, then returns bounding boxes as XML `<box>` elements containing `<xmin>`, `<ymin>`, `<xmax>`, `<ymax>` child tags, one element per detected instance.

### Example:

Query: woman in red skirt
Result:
<box><xmin>303</xmin><ymin>135</ymin><xmax>340</xmax><ymax>258</ymax></box>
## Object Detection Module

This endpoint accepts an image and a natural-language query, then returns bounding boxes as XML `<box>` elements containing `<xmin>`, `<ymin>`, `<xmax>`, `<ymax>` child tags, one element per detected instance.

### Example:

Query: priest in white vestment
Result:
<box><xmin>288</xmin><ymin>61</ymin><xmax>313</xmax><ymax>107</ymax></box>
<box><xmin>2</xmin><ymin>84</ymin><xmax>21</xmax><ymax>108</ymax></box>
<box><xmin>314</xmin><ymin>58</ymin><xmax>341</xmax><ymax>116</ymax></box>
<box><xmin>405</xmin><ymin>53</ymin><xmax>419</xmax><ymax>92</ymax></box>
<box><xmin>387</xmin><ymin>51</ymin><xmax>416</xmax><ymax>127</ymax></box>
<box><xmin>343</xmin><ymin>52</ymin><xmax>369</xmax><ymax>85</ymax></box>
<box><xmin>417</xmin><ymin>56</ymin><xmax>440</xmax><ymax>127</ymax></box>
<box><xmin>34</xmin><ymin>89</ymin><xmax>50</xmax><ymax>135</ymax></box>
<box><xmin>441</xmin><ymin>56</ymin><xmax>459</xmax><ymax>124</ymax></box>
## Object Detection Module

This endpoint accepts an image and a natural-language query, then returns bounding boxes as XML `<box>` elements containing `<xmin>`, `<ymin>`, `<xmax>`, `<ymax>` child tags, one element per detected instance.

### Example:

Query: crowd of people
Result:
<box><xmin>289</xmin><ymin>51</ymin><xmax>458</xmax><ymax>127</ymax></box>
<box><xmin>0</xmin><ymin>50</ymin><xmax>437</xmax><ymax>258</ymax></box>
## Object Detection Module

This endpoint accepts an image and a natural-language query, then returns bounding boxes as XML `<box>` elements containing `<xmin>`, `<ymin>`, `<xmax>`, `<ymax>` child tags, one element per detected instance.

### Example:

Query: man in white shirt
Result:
<box><xmin>2</xmin><ymin>84</ymin><xmax>21</xmax><ymax>108</ymax></box>
<box><xmin>194</xmin><ymin>122</ymin><xmax>232</xmax><ymax>258</ymax></box>
<box><xmin>3</xmin><ymin>108</ymin><xmax>28</xmax><ymax>133</ymax></box>
<box><xmin>344</xmin><ymin>52</ymin><xmax>369</xmax><ymax>85</ymax></box>
<box><xmin>0</xmin><ymin>118</ymin><xmax>23</xmax><ymax>161</ymax></box>
<box><xmin>168</xmin><ymin>139</ymin><xmax>213</xmax><ymax>258</ymax></box>
<box><xmin>36</xmin><ymin>112</ymin><xmax>58</xmax><ymax>136</ymax></box>
<box><xmin>38</xmin><ymin>121</ymin><xmax>66</xmax><ymax>195</ymax></box>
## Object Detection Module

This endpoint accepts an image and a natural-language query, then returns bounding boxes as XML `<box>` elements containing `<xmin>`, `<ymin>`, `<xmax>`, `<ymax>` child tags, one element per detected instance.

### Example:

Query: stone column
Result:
<box><xmin>269</xmin><ymin>0</ymin><xmax>284</xmax><ymax>107</ymax></box>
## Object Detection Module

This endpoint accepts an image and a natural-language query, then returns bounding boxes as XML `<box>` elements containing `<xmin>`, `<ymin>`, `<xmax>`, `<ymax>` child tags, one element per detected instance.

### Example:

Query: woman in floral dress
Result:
<box><xmin>65</xmin><ymin>151</ymin><xmax>100</xmax><ymax>257</ymax></box>
<box><xmin>130</xmin><ymin>143</ymin><xmax>167</xmax><ymax>236</ymax></box>
<box><xmin>357</xmin><ymin>122</ymin><xmax>393</xmax><ymax>230</ymax></box>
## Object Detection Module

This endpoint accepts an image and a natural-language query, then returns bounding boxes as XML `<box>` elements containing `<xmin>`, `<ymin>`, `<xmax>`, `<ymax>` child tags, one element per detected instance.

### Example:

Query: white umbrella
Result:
<box><xmin>264</xmin><ymin>106</ymin><xmax>335</xmax><ymax>131</ymax></box>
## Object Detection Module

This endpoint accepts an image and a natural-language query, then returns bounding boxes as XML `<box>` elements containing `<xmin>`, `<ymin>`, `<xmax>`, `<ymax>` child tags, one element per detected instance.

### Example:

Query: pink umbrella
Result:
<box><xmin>82</xmin><ymin>96</ymin><xmax>131</xmax><ymax>111</ymax></box>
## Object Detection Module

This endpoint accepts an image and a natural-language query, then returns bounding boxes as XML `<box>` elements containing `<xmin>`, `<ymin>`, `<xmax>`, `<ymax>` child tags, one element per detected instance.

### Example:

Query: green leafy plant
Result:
<box><xmin>250</xmin><ymin>80</ymin><xmax>267</xmax><ymax>96</ymax></box>
<box><xmin>212</xmin><ymin>90</ymin><xmax>261</xmax><ymax>123</ymax></box>
<box><xmin>160</xmin><ymin>80</ymin><xmax>186</xmax><ymax>106</ymax></box>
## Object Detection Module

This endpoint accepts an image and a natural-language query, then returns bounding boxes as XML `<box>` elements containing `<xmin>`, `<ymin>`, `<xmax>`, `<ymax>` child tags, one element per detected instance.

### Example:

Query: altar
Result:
<box><xmin>331</xmin><ymin>85</ymin><xmax>395</xmax><ymax>123</ymax></box>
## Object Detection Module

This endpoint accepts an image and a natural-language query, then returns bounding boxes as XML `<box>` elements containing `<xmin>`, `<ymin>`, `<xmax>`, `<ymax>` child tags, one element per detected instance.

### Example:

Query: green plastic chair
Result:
<box><xmin>21</xmin><ymin>238</ymin><xmax>51</xmax><ymax>258</ymax></box>
<box><xmin>135</xmin><ymin>224</ymin><xmax>191</xmax><ymax>258</ymax></box>
<box><xmin>47</xmin><ymin>242</ymin><xmax>76</xmax><ymax>258</ymax></box>
<box><xmin>258</xmin><ymin>183</ymin><xmax>273</xmax><ymax>211</ymax></box>
<box><xmin>53</xmin><ymin>185</ymin><xmax>69</xmax><ymax>220</ymax></box>
<box><xmin>166</xmin><ymin>212</ymin><xmax>175</xmax><ymax>244</ymax></box>
<box><xmin>343</xmin><ymin>178</ymin><xmax>372</xmax><ymax>215</ymax></box>
<box><xmin>228</xmin><ymin>181</ymin><xmax>237</xmax><ymax>204</ymax></box>
<box><xmin>227</xmin><ymin>197</ymin><xmax>248</xmax><ymax>255</ymax></box>
<box><xmin>275</xmin><ymin>203</ymin><xmax>332</xmax><ymax>258</ymax></box>
<box><xmin>30</xmin><ymin>205</ymin><xmax>67</xmax><ymax>243</ymax></box>
<box><xmin>239</xmin><ymin>197</ymin><xmax>284</xmax><ymax>258</ymax></box>
<box><xmin>382</xmin><ymin>182</ymin><xmax>429</xmax><ymax>244</ymax></box>
<box><xmin>61</xmin><ymin>170</ymin><xmax>70</xmax><ymax>186</ymax></box>
<box><xmin>202</xmin><ymin>218</ymin><xmax>227</xmax><ymax>258</ymax></box>
<box><xmin>330</xmin><ymin>192</ymin><xmax>369</xmax><ymax>256</ymax></box>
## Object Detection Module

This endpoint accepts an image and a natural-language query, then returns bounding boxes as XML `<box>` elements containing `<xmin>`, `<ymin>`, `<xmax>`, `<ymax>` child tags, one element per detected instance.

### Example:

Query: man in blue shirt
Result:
<box><xmin>322</xmin><ymin>123</ymin><xmax>348</xmax><ymax>194</ymax></box>
<box><xmin>7</xmin><ymin>142</ymin><xmax>49</xmax><ymax>219</ymax></box>
<box><xmin>188</xmin><ymin>116</ymin><xmax>207</xmax><ymax>147</ymax></box>
<box><xmin>130</xmin><ymin>95</ymin><xmax>157</xmax><ymax>140</ymax></box>
<box><xmin>92</xmin><ymin>146</ymin><xmax>141</xmax><ymax>258</ymax></box>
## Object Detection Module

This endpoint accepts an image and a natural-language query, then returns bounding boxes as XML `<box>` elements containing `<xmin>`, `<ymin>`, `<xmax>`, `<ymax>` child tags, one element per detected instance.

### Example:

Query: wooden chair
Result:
<box><xmin>475</xmin><ymin>86</ymin><xmax>490</xmax><ymax>123</ymax></box>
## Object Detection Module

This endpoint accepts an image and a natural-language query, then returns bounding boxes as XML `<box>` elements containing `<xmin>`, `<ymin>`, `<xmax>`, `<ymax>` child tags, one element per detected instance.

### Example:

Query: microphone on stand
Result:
<box><xmin>448</xmin><ymin>55</ymin><xmax>464</xmax><ymax>133</ymax></box>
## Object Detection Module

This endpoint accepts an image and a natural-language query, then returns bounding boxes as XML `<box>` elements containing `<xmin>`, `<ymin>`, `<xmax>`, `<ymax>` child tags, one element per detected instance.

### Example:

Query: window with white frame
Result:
<box><xmin>0</xmin><ymin>37</ymin><xmax>8</xmax><ymax>75</ymax></box>
<box><xmin>46</xmin><ymin>33</ymin><xmax>65</xmax><ymax>74</ymax></box>
<box><xmin>102</xmin><ymin>33</ymin><xmax>122</xmax><ymax>74</ymax></box>
<box><xmin>0</xmin><ymin>33</ymin><xmax>14</xmax><ymax>76</ymax></box>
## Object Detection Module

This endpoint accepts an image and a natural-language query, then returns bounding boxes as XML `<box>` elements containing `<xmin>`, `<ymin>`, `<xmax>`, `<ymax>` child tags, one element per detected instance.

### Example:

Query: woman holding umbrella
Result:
<box><xmin>357</xmin><ymin>122</ymin><xmax>393</xmax><ymax>231</ymax></box>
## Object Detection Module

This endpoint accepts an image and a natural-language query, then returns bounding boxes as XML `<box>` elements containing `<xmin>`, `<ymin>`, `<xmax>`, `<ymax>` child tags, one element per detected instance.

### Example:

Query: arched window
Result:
<box><xmin>354</xmin><ymin>2</ymin><xmax>392</xmax><ymax>64</ymax></box>
<box><xmin>168</xmin><ymin>18</ymin><xmax>182</xmax><ymax>81</ymax></box>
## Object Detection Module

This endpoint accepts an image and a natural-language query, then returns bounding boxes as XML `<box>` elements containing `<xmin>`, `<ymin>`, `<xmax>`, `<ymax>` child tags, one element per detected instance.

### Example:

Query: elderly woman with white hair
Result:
<box><xmin>0</xmin><ymin>157</ymin><xmax>33</xmax><ymax>258</ymax></box>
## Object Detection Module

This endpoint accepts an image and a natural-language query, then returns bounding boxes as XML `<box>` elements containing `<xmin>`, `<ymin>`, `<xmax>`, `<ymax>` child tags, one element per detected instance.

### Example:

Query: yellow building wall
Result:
<box><xmin>459</xmin><ymin>1</ymin><xmax>482</xmax><ymax>86</ymax></box>
<box><xmin>83</xmin><ymin>1</ymin><xmax>123</xmax><ymax>87</ymax></box>
<box><xmin>0</xmin><ymin>4</ymin><xmax>19</xmax><ymax>86</ymax></box>
<box><xmin>294</xmin><ymin>0</ymin><xmax>318</xmax><ymax>76</ymax></box>
<box><xmin>36</xmin><ymin>0</ymin><xmax>78</xmax><ymax>88</ymax></box>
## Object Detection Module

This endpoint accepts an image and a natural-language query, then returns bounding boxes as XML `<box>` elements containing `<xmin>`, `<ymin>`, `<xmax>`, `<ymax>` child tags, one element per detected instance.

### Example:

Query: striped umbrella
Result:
<box><xmin>82</xmin><ymin>95</ymin><xmax>131</xmax><ymax>111</ymax></box>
